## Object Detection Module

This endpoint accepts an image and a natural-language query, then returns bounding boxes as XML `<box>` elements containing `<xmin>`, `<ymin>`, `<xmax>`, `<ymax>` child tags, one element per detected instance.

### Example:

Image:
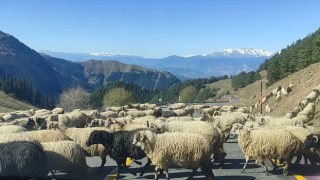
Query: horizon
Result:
<box><xmin>1</xmin><ymin>0</ymin><xmax>320</xmax><ymax>58</ymax></box>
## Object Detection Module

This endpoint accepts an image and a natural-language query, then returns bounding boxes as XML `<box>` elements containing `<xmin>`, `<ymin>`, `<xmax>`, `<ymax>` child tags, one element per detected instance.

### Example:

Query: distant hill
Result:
<box><xmin>80</xmin><ymin>60</ymin><xmax>180</xmax><ymax>90</ymax></box>
<box><xmin>40</xmin><ymin>48</ymin><xmax>271</xmax><ymax>79</ymax></box>
<box><xmin>0</xmin><ymin>31</ymin><xmax>180</xmax><ymax>96</ymax></box>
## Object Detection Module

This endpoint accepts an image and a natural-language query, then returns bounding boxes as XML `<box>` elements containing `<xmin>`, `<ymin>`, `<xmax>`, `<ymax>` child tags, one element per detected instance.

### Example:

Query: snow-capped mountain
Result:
<box><xmin>207</xmin><ymin>48</ymin><xmax>273</xmax><ymax>58</ymax></box>
<box><xmin>40</xmin><ymin>48</ymin><xmax>273</xmax><ymax>79</ymax></box>
<box><xmin>89</xmin><ymin>52</ymin><xmax>142</xmax><ymax>58</ymax></box>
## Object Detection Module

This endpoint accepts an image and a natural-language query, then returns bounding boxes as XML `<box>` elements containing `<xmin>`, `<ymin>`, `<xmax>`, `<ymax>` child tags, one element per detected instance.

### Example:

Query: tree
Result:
<box><xmin>179</xmin><ymin>86</ymin><xmax>197</xmax><ymax>102</ymax></box>
<box><xmin>103</xmin><ymin>87</ymin><xmax>133</xmax><ymax>107</ymax></box>
<box><xmin>58</xmin><ymin>86</ymin><xmax>90</xmax><ymax>112</ymax></box>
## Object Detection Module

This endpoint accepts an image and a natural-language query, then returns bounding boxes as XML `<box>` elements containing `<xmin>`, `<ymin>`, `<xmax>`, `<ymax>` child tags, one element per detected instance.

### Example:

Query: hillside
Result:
<box><xmin>234</xmin><ymin>62</ymin><xmax>320</xmax><ymax>127</ymax></box>
<box><xmin>0</xmin><ymin>91</ymin><xmax>36</xmax><ymax>113</ymax></box>
<box><xmin>260</xmin><ymin>28</ymin><xmax>320</xmax><ymax>86</ymax></box>
<box><xmin>0</xmin><ymin>30</ymin><xmax>180</xmax><ymax>98</ymax></box>
<box><xmin>0</xmin><ymin>31</ymin><xmax>64</xmax><ymax>95</ymax></box>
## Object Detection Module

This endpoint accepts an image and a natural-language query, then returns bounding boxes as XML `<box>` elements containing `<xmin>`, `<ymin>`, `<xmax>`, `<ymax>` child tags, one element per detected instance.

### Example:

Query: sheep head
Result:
<box><xmin>132</xmin><ymin>130</ymin><xmax>156</xmax><ymax>151</ymax></box>
<box><xmin>230</xmin><ymin>123</ymin><xmax>243</xmax><ymax>136</ymax></box>
<box><xmin>303</xmin><ymin>134</ymin><xmax>319</xmax><ymax>150</ymax></box>
<box><xmin>86</xmin><ymin>130</ymin><xmax>112</xmax><ymax>148</ymax></box>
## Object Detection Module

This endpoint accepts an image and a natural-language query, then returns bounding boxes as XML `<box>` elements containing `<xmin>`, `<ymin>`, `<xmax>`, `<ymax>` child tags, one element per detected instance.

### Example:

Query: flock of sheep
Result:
<box><xmin>0</xmin><ymin>83</ymin><xmax>320</xmax><ymax>179</ymax></box>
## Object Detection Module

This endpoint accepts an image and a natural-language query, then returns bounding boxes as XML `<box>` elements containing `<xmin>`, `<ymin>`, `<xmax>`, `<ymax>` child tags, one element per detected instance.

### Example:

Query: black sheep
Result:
<box><xmin>86</xmin><ymin>129</ymin><xmax>152</xmax><ymax>179</ymax></box>
<box><xmin>0</xmin><ymin>141</ymin><xmax>49</xmax><ymax>179</ymax></box>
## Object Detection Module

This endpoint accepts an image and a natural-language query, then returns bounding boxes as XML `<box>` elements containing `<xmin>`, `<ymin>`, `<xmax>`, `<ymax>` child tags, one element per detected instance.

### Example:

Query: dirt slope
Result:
<box><xmin>234</xmin><ymin>62</ymin><xmax>320</xmax><ymax>128</ymax></box>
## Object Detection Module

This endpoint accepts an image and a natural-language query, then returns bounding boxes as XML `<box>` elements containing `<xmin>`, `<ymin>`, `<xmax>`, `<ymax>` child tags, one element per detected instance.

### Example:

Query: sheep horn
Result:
<box><xmin>312</xmin><ymin>135</ymin><xmax>319</xmax><ymax>143</ymax></box>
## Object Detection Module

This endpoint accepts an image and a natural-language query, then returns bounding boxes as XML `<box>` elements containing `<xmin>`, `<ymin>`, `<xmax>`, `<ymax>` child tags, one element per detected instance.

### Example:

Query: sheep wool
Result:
<box><xmin>41</xmin><ymin>141</ymin><xmax>89</xmax><ymax>175</ymax></box>
<box><xmin>20</xmin><ymin>130</ymin><xmax>72</xmax><ymax>143</ymax></box>
<box><xmin>132</xmin><ymin>130</ymin><xmax>214</xmax><ymax>179</ymax></box>
<box><xmin>0</xmin><ymin>141</ymin><xmax>49</xmax><ymax>178</ymax></box>
<box><xmin>0</xmin><ymin>125</ymin><xmax>27</xmax><ymax>135</ymax></box>
<box><xmin>64</xmin><ymin>127</ymin><xmax>108</xmax><ymax>168</ymax></box>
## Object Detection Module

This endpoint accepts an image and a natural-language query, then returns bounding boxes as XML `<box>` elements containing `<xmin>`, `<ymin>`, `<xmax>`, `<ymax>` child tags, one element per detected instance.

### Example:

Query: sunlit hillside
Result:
<box><xmin>0</xmin><ymin>91</ymin><xmax>36</xmax><ymax>113</ymax></box>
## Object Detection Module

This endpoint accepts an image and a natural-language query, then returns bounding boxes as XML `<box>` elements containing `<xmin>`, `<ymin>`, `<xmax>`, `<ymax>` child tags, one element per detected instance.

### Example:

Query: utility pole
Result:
<box><xmin>260</xmin><ymin>81</ymin><xmax>263</xmax><ymax>114</ymax></box>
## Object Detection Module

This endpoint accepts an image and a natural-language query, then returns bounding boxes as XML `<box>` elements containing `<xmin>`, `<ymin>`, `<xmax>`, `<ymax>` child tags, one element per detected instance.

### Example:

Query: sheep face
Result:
<box><xmin>132</xmin><ymin>131</ymin><xmax>145</xmax><ymax>148</ymax></box>
<box><xmin>303</xmin><ymin>134</ymin><xmax>319</xmax><ymax>150</ymax></box>
<box><xmin>229</xmin><ymin>123</ymin><xmax>243</xmax><ymax>136</ymax></box>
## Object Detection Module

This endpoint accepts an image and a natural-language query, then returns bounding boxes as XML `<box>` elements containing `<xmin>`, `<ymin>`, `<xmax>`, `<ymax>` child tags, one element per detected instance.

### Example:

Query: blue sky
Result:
<box><xmin>0</xmin><ymin>0</ymin><xmax>320</xmax><ymax>58</ymax></box>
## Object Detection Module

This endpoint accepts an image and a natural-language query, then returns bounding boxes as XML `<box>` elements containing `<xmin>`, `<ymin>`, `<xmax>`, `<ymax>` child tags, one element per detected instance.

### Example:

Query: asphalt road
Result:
<box><xmin>49</xmin><ymin>136</ymin><xmax>320</xmax><ymax>180</ymax></box>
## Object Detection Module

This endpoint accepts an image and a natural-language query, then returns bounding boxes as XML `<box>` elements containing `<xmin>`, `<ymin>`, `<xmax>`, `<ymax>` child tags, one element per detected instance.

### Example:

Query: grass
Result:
<box><xmin>206</xmin><ymin>79</ymin><xmax>233</xmax><ymax>91</ymax></box>
<box><xmin>0</xmin><ymin>91</ymin><xmax>36</xmax><ymax>113</ymax></box>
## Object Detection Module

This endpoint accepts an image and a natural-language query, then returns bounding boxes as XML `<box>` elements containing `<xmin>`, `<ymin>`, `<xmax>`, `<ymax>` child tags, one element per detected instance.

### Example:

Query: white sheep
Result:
<box><xmin>19</xmin><ymin>130</ymin><xmax>72</xmax><ymax>143</ymax></box>
<box><xmin>0</xmin><ymin>133</ymin><xmax>41</xmax><ymax>146</ymax></box>
<box><xmin>305</xmin><ymin>91</ymin><xmax>319</xmax><ymax>103</ymax></box>
<box><xmin>230</xmin><ymin>123</ymin><xmax>302</xmax><ymax>175</ymax></box>
<box><xmin>132</xmin><ymin>130</ymin><xmax>214</xmax><ymax>179</ymax></box>
<box><xmin>256</xmin><ymin>116</ymin><xmax>300</xmax><ymax>128</ymax></box>
<box><xmin>42</xmin><ymin>141</ymin><xmax>89</xmax><ymax>176</ymax></box>
<box><xmin>128</xmin><ymin>116</ymin><xmax>156</xmax><ymax>125</ymax></box>
<box><xmin>299</xmin><ymin>99</ymin><xmax>308</xmax><ymax>109</ymax></box>
<box><xmin>168</xmin><ymin>103</ymin><xmax>186</xmax><ymax>110</ymax></box>
<box><xmin>265</xmin><ymin>104</ymin><xmax>272</xmax><ymax>114</ymax></box>
<box><xmin>291</xmin><ymin>115</ymin><xmax>309</xmax><ymax>124</ymax></box>
<box><xmin>212</xmin><ymin>112</ymin><xmax>254</xmax><ymax>133</ymax></box>
<box><xmin>297</xmin><ymin>102</ymin><xmax>316</xmax><ymax>119</ymax></box>
<box><xmin>52</xmin><ymin>107</ymin><xmax>64</xmax><ymax>114</ymax></box>
<box><xmin>272</xmin><ymin>88</ymin><xmax>278</xmax><ymax>95</ymax></box>
<box><xmin>0</xmin><ymin>125</ymin><xmax>27</xmax><ymax>135</ymax></box>
<box><xmin>126</xmin><ymin>110</ymin><xmax>147</xmax><ymax>118</ymax></box>
<box><xmin>61</xmin><ymin>110</ymin><xmax>90</xmax><ymax>128</ymax></box>
<box><xmin>276</xmin><ymin>91</ymin><xmax>281</xmax><ymax>101</ymax></box>
<box><xmin>200</xmin><ymin>107</ymin><xmax>215</xmax><ymax>116</ymax></box>
<box><xmin>166</xmin><ymin>116</ymin><xmax>194</xmax><ymax>122</ymax></box>
<box><xmin>64</xmin><ymin>127</ymin><xmax>109</xmax><ymax>168</ymax></box>
<box><xmin>100</xmin><ymin>111</ymin><xmax>118</xmax><ymax>119</ymax></box>
<box><xmin>151</xmin><ymin>120</ymin><xmax>224</xmax><ymax>166</ymax></box>
<box><xmin>281</xmin><ymin>87</ymin><xmax>288</xmax><ymax>96</ymax></box>
<box><xmin>172</xmin><ymin>109</ymin><xmax>188</xmax><ymax>117</ymax></box>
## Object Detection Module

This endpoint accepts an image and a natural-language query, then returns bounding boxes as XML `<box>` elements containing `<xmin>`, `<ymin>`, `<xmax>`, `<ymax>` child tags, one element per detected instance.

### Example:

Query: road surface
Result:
<box><xmin>49</xmin><ymin>136</ymin><xmax>319</xmax><ymax>180</ymax></box>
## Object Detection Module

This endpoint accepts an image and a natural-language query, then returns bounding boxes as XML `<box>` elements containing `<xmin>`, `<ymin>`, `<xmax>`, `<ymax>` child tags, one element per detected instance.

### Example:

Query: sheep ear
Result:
<box><xmin>312</xmin><ymin>135</ymin><xmax>319</xmax><ymax>143</ymax></box>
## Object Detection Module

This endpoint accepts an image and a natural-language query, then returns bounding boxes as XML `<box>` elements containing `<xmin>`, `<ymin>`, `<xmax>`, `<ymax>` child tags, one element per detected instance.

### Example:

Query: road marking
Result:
<box><xmin>271</xmin><ymin>159</ymin><xmax>306</xmax><ymax>180</ymax></box>
<box><xmin>105</xmin><ymin>158</ymin><xmax>133</xmax><ymax>180</ymax></box>
<box><xmin>294</xmin><ymin>175</ymin><xmax>306</xmax><ymax>180</ymax></box>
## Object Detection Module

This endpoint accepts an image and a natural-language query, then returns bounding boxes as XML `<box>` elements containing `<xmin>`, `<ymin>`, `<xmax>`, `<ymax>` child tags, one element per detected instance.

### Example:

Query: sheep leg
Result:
<box><xmin>224</xmin><ymin>133</ymin><xmax>230</xmax><ymax>142</ymax></box>
<box><xmin>164</xmin><ymin>169</ymin><xmax>170</xmax><ymax>180</ymax></box>
<box><xmin>241</xmin><ymin>156</ymin><xmax>250</xmax><ymax>173</ymax></box>
<box><xmin>154</xmin><ymin>167</ymin><xmax>161</xmax><ymax>180</ymax></box>
<box><xmin>99</xmin><ymin>156</ymin><xmax>107</xmax><ymax>169</ymax></box>
<box><xmin>116</xmin><ymin>161</ymin><xmax>122</xmax><ymax>179</ymax></box>
<box><xmin>121</xmin><ymin>158</ymin><xmax>137</xmax><ymax>176</ymax></box>
<box><xmin>201</xmin><ymin>164</ymin><xmax>215</xmax><ymax>180</ymax></box>
<box><xmin>268</xmin><ymin>158</ymin><xmax>278</xmax><ymax>171</ymax></box>
<box><xmin>187</xmin><ymin>169</ymin><xmax>197</xmax><ymax>180</ymax></box>
<box><xmin>293</xmin><ymin>155</ymin><xmax>302</xmax><ymax>165</ymax></box>
<box><xmin>140</xmin><ymin>158</ymin><xmax>152</xmax><ymax>176</ymax></box>
<box><xmin>261</xmin><ymin>161</ymin><xmax>269</xmax><ymax>175</ymax></box>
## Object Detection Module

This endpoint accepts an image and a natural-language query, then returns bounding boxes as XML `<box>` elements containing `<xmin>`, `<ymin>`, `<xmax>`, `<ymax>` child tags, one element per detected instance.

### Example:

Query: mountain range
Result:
<box><xmin>40</xmin><ymin>48</ymin><xmax>273</xmax><ymax>79</ymax></box>
<box><xmin>0</xmin><ymin>31</ymin><xmax>180</xmax><ymax>96</ymax></box>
